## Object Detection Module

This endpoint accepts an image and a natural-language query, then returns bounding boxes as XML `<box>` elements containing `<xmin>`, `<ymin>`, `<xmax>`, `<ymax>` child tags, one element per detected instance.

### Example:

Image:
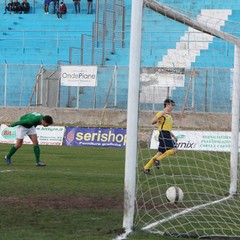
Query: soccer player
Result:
<box><xmin>5</xmin><ymin>112</ymin><xmax>53</xmax><ymax>167</ymax></box>
<box><xmin>143</xmin><ymin>99</ymin><xmax>178</xmax><ymax>174</ymax></box>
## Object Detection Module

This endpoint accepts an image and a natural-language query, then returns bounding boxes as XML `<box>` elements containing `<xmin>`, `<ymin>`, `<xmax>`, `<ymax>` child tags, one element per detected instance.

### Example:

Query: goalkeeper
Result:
<box><xmin>143</xmin><ymin>99</ymin><xmax>178</xmax><ymax>174</ymax></box>
<box><xmin>5</xmin><ymin>112</ymin><xmax>53</xmax><ymax>167</ymax></box>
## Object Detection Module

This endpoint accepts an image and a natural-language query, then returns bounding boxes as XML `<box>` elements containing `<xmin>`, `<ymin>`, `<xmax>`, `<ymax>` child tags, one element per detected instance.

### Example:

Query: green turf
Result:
<box><xmin>0</xmin><ymin>144</ymin><xmax>234</xmax><ymax>240</ymax></box>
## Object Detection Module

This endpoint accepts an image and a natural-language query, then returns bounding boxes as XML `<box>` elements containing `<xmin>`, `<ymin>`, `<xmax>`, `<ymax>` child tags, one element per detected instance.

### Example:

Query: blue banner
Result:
<box><xmin>64</xmin><ymin>127</ymin><xmax>127</xmax><ymax>148</ymax></box>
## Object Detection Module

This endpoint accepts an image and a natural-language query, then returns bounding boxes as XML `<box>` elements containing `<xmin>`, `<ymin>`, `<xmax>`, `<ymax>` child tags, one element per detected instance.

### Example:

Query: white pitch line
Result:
<box><xmin>0</xmin><ymin>169</ymin><xmax>15</xmax><ymax>173</ymax></box>
<box><xmin>142</xmin><ymin>195</ymin><xmax>233</xmax><ymax>231</ymax></box>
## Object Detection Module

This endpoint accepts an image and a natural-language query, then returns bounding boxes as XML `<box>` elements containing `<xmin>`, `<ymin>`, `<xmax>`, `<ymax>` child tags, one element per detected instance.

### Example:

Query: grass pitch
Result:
<box><xmin>0</xmin><ymin>144</ymin><xmax>202</xmax><ymax>240</ymax></box>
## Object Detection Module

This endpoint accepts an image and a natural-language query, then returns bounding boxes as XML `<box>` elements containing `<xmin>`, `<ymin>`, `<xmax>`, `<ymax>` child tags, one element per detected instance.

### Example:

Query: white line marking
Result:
<box><xmin>142</xmin><ymin>195</ymin><xmax>232</xmax><ymax>231</ymax></box>
<box><xmin>0</xmin><ymin>170</ymin><xmax>15</xmax><ymax>173</ymax></box>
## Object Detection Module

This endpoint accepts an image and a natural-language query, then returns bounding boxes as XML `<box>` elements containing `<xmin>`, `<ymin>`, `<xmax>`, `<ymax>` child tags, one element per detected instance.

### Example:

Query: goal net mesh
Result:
<box><xmin>134</xmin><ymin>1</ymin><xmax>240</xmax><ymax>238</ymax></box>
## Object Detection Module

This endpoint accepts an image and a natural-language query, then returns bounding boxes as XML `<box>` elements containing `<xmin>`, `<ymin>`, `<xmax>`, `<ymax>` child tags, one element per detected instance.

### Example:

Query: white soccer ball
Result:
<box><xmin>166</xmin><ymin>186</ymin><xmax>184</xmax><ymax>204</ymax></box>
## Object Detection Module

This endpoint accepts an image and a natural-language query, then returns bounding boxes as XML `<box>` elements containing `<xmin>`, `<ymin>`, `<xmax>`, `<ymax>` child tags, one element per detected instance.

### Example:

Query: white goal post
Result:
<box><xmin>121</xmin><ymin>0</ymin><xmax>240</xmax><ymax>238</ymax></box>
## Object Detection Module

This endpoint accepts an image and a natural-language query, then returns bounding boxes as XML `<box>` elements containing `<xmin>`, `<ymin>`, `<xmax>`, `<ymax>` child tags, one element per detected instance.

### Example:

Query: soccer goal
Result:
<box><xmin>120</xmin><ymin>0</ymin><xmax>240</xmax><ymax>239</ymax></box>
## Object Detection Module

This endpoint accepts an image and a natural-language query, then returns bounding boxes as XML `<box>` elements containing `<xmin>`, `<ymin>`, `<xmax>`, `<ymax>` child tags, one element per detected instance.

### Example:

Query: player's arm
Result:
<box><xmin>151</xmin><ymin>110</ymin><xmax>167</xmax><ymax>125</ymax></box>
<box><xmin>170</xmin><ymin>132</ymin><xmax>178</xmax><ymax>142</ymax></box>
<box><xmin>151</xmin><ymin>115</ymin><xmax>160</xmax><ymax>125</ymax></box>
<box><xmin>10</xmin><ymin>119</ymin><xmax>32</xmax><ymax>127</ymax></box>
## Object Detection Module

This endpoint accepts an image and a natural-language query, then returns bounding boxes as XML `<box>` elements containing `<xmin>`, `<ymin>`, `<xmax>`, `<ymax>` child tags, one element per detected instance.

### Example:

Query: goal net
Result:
<box><xmin>122</xmin><ymin>0</ymin><xmax>240</xmax><ymax>239</ymax></box>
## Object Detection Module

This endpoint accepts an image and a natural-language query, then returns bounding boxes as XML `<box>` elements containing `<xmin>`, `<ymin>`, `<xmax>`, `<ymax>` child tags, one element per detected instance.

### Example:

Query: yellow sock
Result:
<box><xmin>156</xmin><ymin>149</ymin><xmax>175</xmax><ymax>161</ymax></box>
<box><xmin>144</xmin><ymin>153</ymin><xmax>158</xmax><ymax>170</ymax></box>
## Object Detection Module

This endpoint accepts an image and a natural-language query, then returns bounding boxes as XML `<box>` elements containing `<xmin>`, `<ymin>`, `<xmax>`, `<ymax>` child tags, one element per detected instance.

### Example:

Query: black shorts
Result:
<box><xmin>158</xmin><ymin>130</ymin><xmax>176</xmax><ymax>153</ymax></box>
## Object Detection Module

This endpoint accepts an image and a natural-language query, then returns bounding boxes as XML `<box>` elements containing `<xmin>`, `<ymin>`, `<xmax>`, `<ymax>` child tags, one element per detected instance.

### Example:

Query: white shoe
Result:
<box><xmin>36</xmin><ymin>162</ymin><xmax>46</xmax><ymax>167</ymax></box>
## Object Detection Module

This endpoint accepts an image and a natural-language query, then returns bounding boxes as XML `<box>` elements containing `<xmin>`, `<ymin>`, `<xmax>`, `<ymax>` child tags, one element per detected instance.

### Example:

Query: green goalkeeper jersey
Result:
<box><xmin>10</xmin><ymin>112</ymin><xmax>44</xmax><ymax>128</ymax></box>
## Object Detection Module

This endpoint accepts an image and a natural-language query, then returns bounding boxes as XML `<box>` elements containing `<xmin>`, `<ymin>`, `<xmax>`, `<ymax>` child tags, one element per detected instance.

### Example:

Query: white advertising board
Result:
<box><xmin>61</xmin><ymin>65</ymin><xmax>98</xmax><ymax>87</ymax></box>
<box><xmin>150</xmin><ymin>130</ymin><xmax>233</xmax><ymax>152</ymax></box>
<box><xmin>0</xmin><ymin>124</ymin><xmax>65</xmax><ymax>146</ymax></box>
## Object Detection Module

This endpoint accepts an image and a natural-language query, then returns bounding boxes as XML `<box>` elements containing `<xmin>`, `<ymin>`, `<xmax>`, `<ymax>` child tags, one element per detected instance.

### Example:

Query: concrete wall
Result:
<box><xmin>0</xmin><ymin>107</ymin><xmax>231</xmax><ymax>142</ymax></box>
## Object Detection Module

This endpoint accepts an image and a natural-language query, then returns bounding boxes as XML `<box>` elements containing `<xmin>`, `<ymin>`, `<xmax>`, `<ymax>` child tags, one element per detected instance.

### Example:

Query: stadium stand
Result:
<box><xmin>0</xmin><ymin>0</ymin><xmax>240</xmax><ymax>109</ymax></box>
<box><xmin>1</xmin><ymin>0</ymin><xmax>240</xmax><ymax>66</ymax></box>
<box><xmin>0</xmin><ymin>13</ymin><xmax>94</xmax><ymax>64</ymax></box>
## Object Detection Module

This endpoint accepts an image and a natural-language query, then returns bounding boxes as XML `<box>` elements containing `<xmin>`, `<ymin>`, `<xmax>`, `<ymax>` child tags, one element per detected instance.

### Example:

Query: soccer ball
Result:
<box><xmin>166</xmin><ymin>186</ymin><xmax>184</xmax><ymax>204</ymax></box>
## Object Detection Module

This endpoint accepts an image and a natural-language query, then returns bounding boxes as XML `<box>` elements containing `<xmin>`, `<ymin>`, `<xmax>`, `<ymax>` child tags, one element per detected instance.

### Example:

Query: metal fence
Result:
<box><xmin>77</xmin><ymin>0</ymin><xmax>125</xmax><ymax>66</ymax></box>
<box><xmin>0</xmin><ymin>64</ymin><xmax>129</xmax><ymax>109</ymax></box>
<box><xmin>0</xmin><ymin>63</ymin><xmax>233</xmax><ymax>113</ymax></box>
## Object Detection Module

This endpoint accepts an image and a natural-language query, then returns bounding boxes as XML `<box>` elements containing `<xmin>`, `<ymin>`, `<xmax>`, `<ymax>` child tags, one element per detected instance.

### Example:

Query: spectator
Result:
<box><xmin>4</xmin><ymin>0</ymin><xmax>14</xmax><ymax>14</ymax></box>
<box><xmin>52</xmin><ymin>0</ymin><xmax>59</xmax><ymax>13</ymax></box>
<box><xmin>57</xmin><ymin>1</ymin><xmax>66</xmax><ymax>19</ymax></box>
<box><xmin>44</xmin><ymin>0</ymin><xmax>51</xmax><ymax>14</ymax></box>
<box><xmin>73</xmin><ymin>0</ymin><xmax>80</xmax><ymax>14</ymax></box>
<box><xmin>87</xmin><ymin>0</ymin><xmax>92</xmax><ymax>14</ymax></box>
<box><xmin>20</xmin><ymin>0</ymin><xmax>30</xmax><ymax>13</ymax></box>
<box><xmin>12</xmin><ymin>0</ymin><xmax>21</xmax><ymax>13</ymax></box>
